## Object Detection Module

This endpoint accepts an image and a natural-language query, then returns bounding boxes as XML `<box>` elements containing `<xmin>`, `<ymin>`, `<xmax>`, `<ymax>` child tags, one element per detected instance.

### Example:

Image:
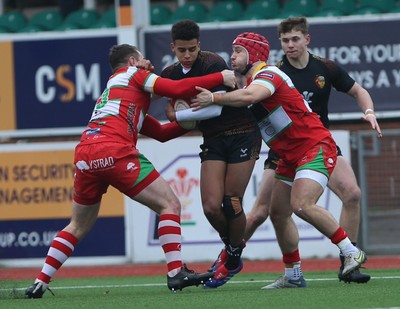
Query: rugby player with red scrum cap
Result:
<box><xmin>192</xmin><ymin>31</ymin><xmax>368</xmax><ymax>289</ymax></box>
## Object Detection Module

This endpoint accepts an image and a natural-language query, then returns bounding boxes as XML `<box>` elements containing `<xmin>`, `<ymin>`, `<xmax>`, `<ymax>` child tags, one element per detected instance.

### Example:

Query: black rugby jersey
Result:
<box><xmin>277</xmin><ymin>52</ymin><xmax>355</xmax><ymax>128</ymax></box>
<box><xmin>161</xmin><ymin>51</ymin><xmax>258</xmax><ymax>138</ymax></box>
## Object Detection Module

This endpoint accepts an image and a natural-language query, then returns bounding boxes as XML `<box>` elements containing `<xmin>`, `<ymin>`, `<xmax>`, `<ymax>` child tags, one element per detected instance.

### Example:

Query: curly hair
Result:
<box><xmin>171</xmin><ymin>19</ymin><xmax>200</xmax><ymax>42</ymax></box>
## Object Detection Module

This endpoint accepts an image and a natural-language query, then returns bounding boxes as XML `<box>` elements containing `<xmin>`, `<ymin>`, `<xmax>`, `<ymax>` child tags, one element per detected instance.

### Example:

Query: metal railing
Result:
<box><xmin>357</xmin><ymin>129</ymin><xmax>400</xmax><ymax>254</ymax></box>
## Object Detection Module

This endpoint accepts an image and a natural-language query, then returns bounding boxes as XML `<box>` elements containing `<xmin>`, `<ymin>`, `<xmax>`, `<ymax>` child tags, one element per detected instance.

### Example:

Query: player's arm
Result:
<box><xmin>176</xmin><ymin>103</ymin><xmax>223</xmax><ymax>122</ymax></box>
<box><xmin>347</xmin><ymin>82</ymin><xmax>382</xmax><ymax>137</ymax></box>
<box><xmin>135</xmin><ymin>58</ymin><xmax>155</xmax><ymax>72</ymax></box>
<box><xmin>347</xmin><ymin>82</ymin><xmax>374</xmax><ymax>113</ymax></box>
<box><xmin>152</xmin><ymin>70</ymin><xmax>235</xmax><ymax>98</ymax></box>
<box><xmin>328</xmin><ymin>59</ymin><xmax>382</xmax><ymax>137</ymax></box>
<box><xmin>165</xmin><ymin>92</ymin><xmax>224</xmax><ymax>122</ymax></box>
<box><xmin>191</xmin><ymin>83</ymin><xmax>270</xmax><ymax>109</ymax></box>
<box><xmin>139</xmin><ymin>114</ymin><xmax>188</xmax><ymax>142</ymax></box>
<box><xmin>166</xmin><ymin>60</ymin><xmax>230</xmax><ymax>122</ymax></box>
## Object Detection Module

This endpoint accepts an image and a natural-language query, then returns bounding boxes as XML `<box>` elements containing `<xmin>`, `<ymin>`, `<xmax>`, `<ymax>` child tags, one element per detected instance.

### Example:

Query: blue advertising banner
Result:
<box><xmin>0</xmin><ymin>217</ymin><xmax>125</xmax><ymax>259</ymax></box>
<box><xmin>13</xmin><ymin>36</ymin><xmax>117</xmax><ymax>129</ymax></box>
<box><xmin>142</xmin><ymin>18</ymin><xmax>400</xmax><ymax>119</ymax></box>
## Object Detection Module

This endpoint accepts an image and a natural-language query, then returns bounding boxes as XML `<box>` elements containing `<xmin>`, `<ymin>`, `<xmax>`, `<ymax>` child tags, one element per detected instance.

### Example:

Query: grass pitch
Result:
<box><xmin>1</xmin><ymin>269</ymin><xmax>400</xmax><ymax>309</ymax></box>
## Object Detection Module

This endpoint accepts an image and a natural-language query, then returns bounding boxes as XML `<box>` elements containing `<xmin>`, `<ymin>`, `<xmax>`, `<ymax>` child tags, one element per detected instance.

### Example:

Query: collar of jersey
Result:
<box><xmin>251</xmin><ymin>62</ymin><xmax>268</xmax><ymax>80</ymax></box>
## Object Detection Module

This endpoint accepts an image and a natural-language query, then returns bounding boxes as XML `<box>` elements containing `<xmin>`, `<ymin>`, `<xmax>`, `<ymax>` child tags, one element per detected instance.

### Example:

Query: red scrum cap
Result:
<box><xmin>232</xmin><ymin>32</ymin><xmax>270</xmax><ymax>64</ymax></box>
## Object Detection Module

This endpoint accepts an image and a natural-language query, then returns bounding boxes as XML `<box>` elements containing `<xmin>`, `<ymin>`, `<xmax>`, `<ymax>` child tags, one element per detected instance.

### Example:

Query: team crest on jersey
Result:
<box><xmin>315</xmin><ymin>75</ymin><xmax>325</xmax><ymax>89</ymax></box>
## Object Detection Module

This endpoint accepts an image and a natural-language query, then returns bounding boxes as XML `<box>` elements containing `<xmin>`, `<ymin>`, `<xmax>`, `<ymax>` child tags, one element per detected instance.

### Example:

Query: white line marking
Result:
<box><xmin>2</xmin><ymin>276</ymin><xmax>400</xmax><ymax>292</ymax></box>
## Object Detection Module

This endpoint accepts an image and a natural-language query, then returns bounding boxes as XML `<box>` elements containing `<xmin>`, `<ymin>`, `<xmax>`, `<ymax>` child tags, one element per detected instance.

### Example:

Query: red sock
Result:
<box><xmin>283</xmin><ymin>249</ymin><xmax>301</xmax><ymax>265</ymax></box>
<box><xmin>158</xmin><ymin>214</ymin><xmax>183</xmax><ymax>273</ymax></box>
<box><xmin>37</xmin><ymin>230</ymin><xmax>78</xmax><ymax>284</ymax></box>
<box><xmin>330</xmin><ymin>227</ymin><xmax>347</xmax><ymax>245</ymax></box>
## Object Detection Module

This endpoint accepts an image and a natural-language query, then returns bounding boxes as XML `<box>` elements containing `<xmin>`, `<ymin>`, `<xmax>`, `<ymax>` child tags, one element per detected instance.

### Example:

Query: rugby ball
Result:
<box><xmin>172</xmin><ymin>98</ymin><xmax>198</xmax><ymax>130</ymax></box>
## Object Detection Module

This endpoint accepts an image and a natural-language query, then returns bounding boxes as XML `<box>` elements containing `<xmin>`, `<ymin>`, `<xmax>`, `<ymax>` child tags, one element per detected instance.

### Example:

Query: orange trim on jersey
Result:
<box><xmin>251</xmin><ymin>62</ymin><xmax>268</xmax><ymax>79</ymax></box>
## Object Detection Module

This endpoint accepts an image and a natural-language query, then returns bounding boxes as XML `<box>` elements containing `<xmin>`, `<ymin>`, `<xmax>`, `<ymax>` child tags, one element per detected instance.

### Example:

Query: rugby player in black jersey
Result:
<box><xmin>162</xmin><ymin>19</ymin><xmax>262</xmax><ymax>288</ymax></box>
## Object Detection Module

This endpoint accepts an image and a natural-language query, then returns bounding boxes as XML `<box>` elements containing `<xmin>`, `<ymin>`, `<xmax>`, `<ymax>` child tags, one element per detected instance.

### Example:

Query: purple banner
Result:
<box><xmin>143</xmin><ymin>19</ymin><xmax>400</xmax><ymax>119</ymax></box>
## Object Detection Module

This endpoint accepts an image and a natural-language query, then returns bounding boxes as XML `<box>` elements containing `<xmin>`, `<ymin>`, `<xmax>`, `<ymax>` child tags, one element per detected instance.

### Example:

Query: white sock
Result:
<box><xmin>285</xmin><ymin>262</ymin><xmax>302</xmax><ymax>280</ymax></box>
<box><xmin>337</xmin><ymin>238</ymin><xmax>359</xmax><ymax>255</ymax></box>
<box><xmin>34</xmin><ymin>279</ymin><xmax>48</xmax><ymax>288</ymax></box>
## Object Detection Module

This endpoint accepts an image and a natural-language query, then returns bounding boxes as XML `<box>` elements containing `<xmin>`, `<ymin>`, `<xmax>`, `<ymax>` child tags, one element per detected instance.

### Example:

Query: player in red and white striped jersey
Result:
<box><xmin>25</xmin><ymin>44</ymin><xmax>236</xmax><ymax>298</ymax></box>
<box><xmin>192</xmin><ymin>32</ymin><xmax>367</xmax><ymax>289</ymax></box>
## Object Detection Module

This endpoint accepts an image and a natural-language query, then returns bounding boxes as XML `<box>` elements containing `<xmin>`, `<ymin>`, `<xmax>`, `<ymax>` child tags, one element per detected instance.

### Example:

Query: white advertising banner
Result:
<box><xmin>126</xmin><ymin>130</ymin><xmax>350</xmax><ymax>263</ymax></box>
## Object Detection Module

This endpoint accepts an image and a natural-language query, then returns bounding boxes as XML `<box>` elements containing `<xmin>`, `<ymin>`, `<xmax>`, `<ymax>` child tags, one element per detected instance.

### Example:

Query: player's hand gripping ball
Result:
<box><xmin>171</xmin><ymin>98</ymin><xmax>198</xmax><ymax>130</ymax></box>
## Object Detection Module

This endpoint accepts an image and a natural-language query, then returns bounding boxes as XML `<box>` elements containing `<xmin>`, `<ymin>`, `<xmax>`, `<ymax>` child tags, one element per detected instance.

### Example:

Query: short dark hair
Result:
<box><xmin>109</xmin><ymin>44</ymin><xmax>141</xmax><ymax>71</ymax></box>
<box><xmin>171</xmin><ymin>19</ymin><xmax>200</xmax><ymax>42</ymax></box>
<box><xmin>278</xmin><ymin>17</ymin><xmax>309</xmax><ymax>36</ymax></box>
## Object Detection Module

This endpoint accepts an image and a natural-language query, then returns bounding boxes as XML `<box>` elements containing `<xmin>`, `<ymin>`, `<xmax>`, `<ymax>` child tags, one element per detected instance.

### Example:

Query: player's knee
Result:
<box><xmin>247</xmin><ymin>214</ymin><xmax>267</xmax><ymax>232</ymax></box>
<box><xmin>269</xmin><ymin>211</ymin><xmax>282</xmax><ymax>225</ymax></box>
<box><xmin>342</xmin><ymin>185</ymin><xmax>361</xmax><ymax>206</ymax></box>
<box><xmin>160</xmin><ymin>198</ymin><xmax>180</xmax><ymax>216</ymax></box>
<box><xmin>222</xmin><ymin>195</ymin><xmax>243</xmax><ymax>219</ymax></box>
<box><xmin>291</xmin><ymin>201</ymin><xmax>316</xmax><ymax>221</ymax></box>
<box><xmin>202</xmin><ymin>200</ymin><xmax>220</xmax><ymax>219</ymax></box>
<box><xmin>249</xmin><ymin>207</ymin><xmax>269</xmax><ymax>226</ymax></box>
<box><xmin>255</xmin><ymin>212</ymin><xmax>269</xmax><ymax>225</ymax></box>
<box><xmin>270</xmin><ymin>205</ymin><xmax>292</xmax><ymax>225</ymax></box>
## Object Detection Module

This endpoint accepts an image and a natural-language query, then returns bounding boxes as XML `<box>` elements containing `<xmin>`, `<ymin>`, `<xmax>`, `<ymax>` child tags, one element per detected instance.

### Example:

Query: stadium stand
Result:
<box><xmin>168</xmin><ymin>2</ymin><xmax>208</xmax><ymax>23</ymax></box>
<box><xmin>89</xmin><ymin>19</ymin><xmax>114</xmax><ymax>29</ymax></box>
<box><xmin>1</xmin><ymin>1</ymin><xmax>400</xmax><ymax>32</ymax></box>
<box><xmin>390</xmin><ymin>7</ymin><xmax>400</xmax><ymax>13</ymax></box>
<box><xmin>278</xmin><ymin>9</ymin><xmax>304</xmax><ymax>18</ymax></box>
<box><xmin>241</xmin><ymin>0</ymin><xmax>281</xmax><ymax>20</ymax></box>
<box><xmin>319</xmin><ymin>0</ymin><xmax>357</xmax><ymax>15</ymax></box>
<box><xmin>98</xmin><ymin>7</ymin><xmax>116</xmax><ymax>27</ymax></box>
<box><xmin>54</xmin><ymin>22</ymin><xmax>80</xmax><ymax>31</ymax></box>
<box><xmin>17</xmin><ymin>24</ymin><xmax>43</xmax><ymax>32</ymax></box>
<box><xmin>281</xmin><ymin>0</ymin><xmax>319</xmax><ymax>17</ymax></box>
<box><xmin>205</xmin><ymin>0</ymin><xmax>244</xmax><ymax>22</ymax></box>
<box><xmin>63</xmin><ymin>8</ymin><xmax>99</xmax><ymax>29</ymax></box>
<box><xmin>358</xmin><ymin>0</ymin><xmax>397</xmax><ymax>13</ymax></box>
<box><xmin>313</xmin><ymin>8</ymin><xmax>343</xmax><ymax>17</ymax></box>
<box><xmin>150</xmin><ymin>4</ymin><xmax>172</xmax><ymax>25</ymax></box>
<box><xmin>0</xmin><ymin>10</ymin><xmax>28</xmax><ymax>32</ymax></box>
<box><xmin>353</xmin><ymin>7</ymin><xmax>384</xmax><ymax>15</ymax></box>
<box><xmin>28</xmin><ymin>9</ymin><xmax>63</xmax><ymax>31</ymax></box>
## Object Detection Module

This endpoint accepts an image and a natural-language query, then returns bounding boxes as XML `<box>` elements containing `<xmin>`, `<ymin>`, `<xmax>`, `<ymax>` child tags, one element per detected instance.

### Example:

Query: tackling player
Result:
<box><xmin>244</xmin><ymin>17</ymin><xmax>381</xmax><ymax>287</ymax></box>
<box><xmin>25</xmin><ymin>43</ymin><xmax>236</xmax><ymax>298</ymax></box>
<box><xmin>191</xmin><ymin>31</ymin><xmax>368</xmax><ymax>289</ymax></box>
